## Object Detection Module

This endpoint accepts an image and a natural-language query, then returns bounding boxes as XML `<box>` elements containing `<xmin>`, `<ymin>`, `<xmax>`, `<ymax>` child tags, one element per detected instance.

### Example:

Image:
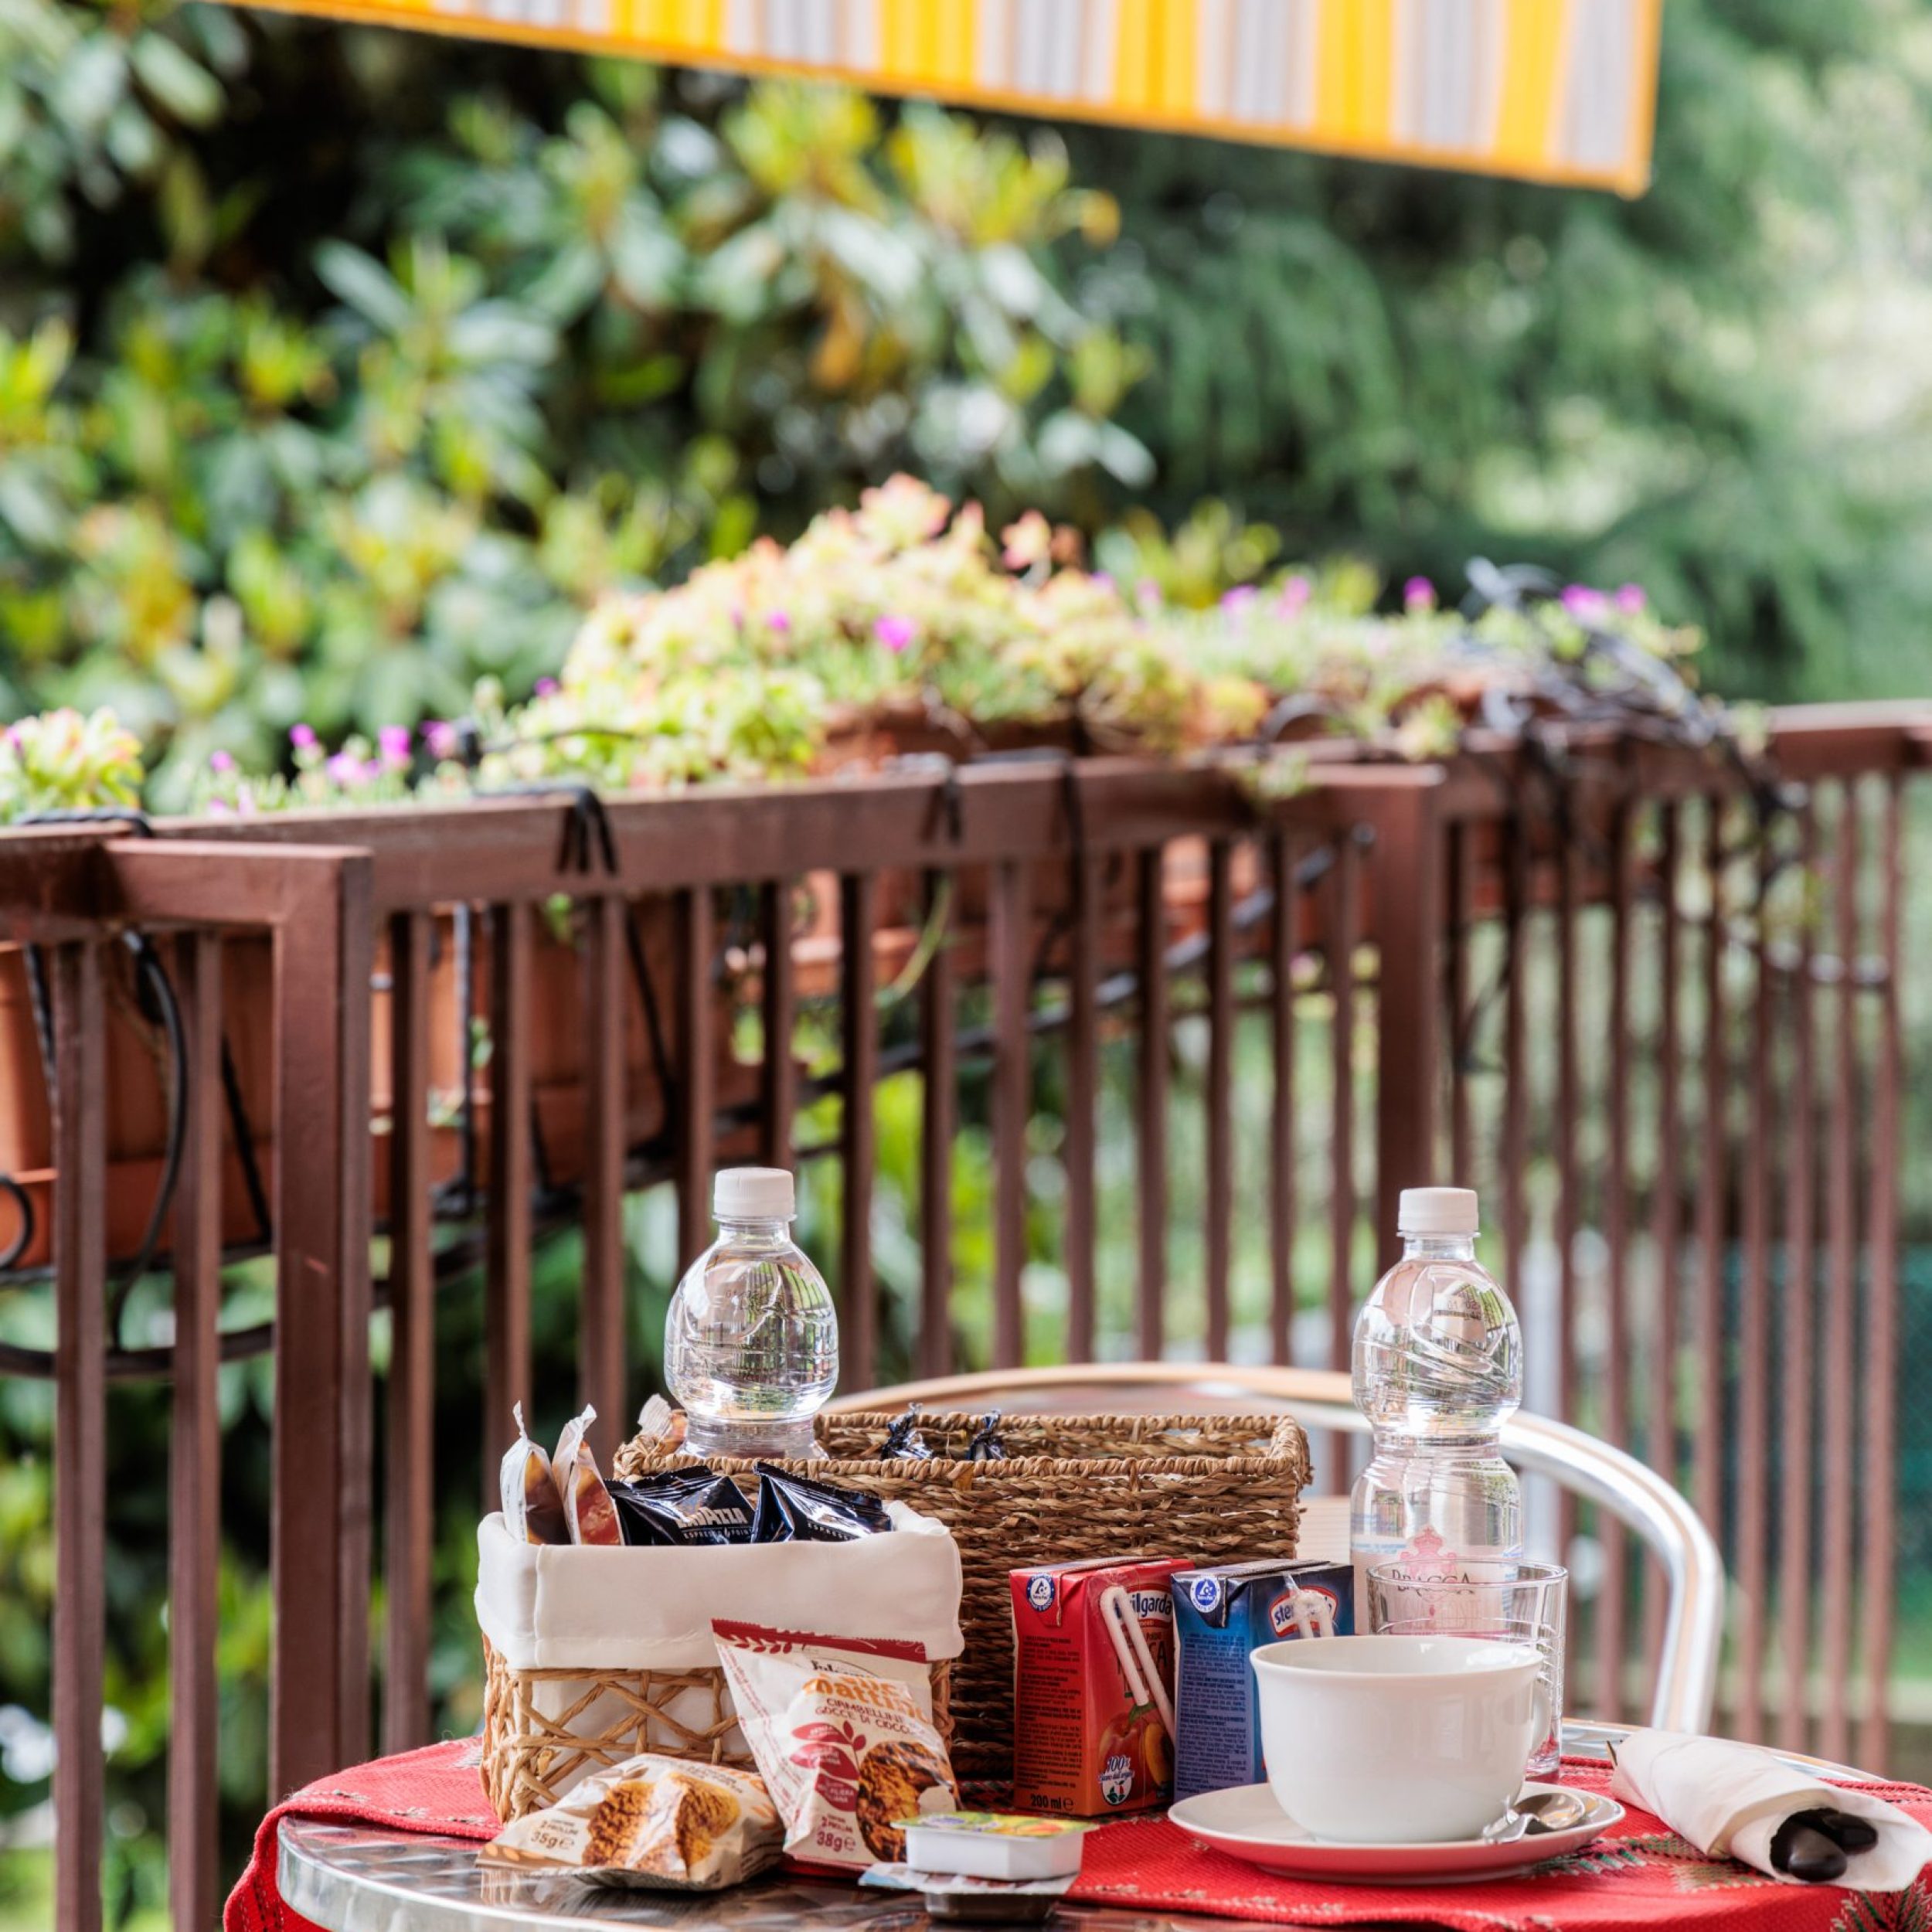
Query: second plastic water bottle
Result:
<box><xmin>1349</xmin><ymin>1186</ymin><xmax>1523</xmax><ymax>1600</ymax></box>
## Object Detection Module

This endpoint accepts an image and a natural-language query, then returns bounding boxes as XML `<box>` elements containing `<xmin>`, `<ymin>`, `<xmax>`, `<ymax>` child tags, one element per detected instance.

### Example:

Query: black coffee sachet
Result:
<box><xmin>876</xmin><ymin>1402</ymin><xmax>934</xmax><ymax>1461</ymax></box>
<box><xmin>610</xmin><ymin>1467</ymin><xmax>754</xmax><ymax>1546</ymax></box>
<box><xmin>751</xmin><ymin>1464</ymin><xmax>894</xmax><ymax>1542</ymax></box>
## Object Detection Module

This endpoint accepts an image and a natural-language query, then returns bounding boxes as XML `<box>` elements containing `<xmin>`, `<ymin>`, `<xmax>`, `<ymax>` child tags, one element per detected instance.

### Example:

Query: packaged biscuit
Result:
<box><xmin>712</xmin><ymin>1620</ymin><xmax>957</xmax><ymax>1869</ymax></box>
<box><xmin>553</xmin><ymin>1406</ymin><xmax>622</xmax><ymax>1546</ymax></box>
<box><xmin>498</xmin><ymin>1403</ymin><xmax>569</xmax><ymax>1546</ymax></box>
<box><xmin>1170</xmin><ymin>1557</ymin><xmax>1354</xmax><ymax>1801</ymax></box>
<box><xmin>479</xmin><ymin>1755</ymin><xmax>779</xmax><ymax>1889</ymax></box>
<box><xmin>610</xmin><ymin>1467</ymin><xmax>754</xmax><ymax>1546</ymax></box>
<box><xmin>1010</xmin><ymin>1556</ymin><xmax>1193</xmax><ymax>1817</ymax></box>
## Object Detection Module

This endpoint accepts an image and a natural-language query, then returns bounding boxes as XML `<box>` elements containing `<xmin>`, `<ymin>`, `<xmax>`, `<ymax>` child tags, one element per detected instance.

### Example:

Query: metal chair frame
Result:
<box><xmin>833</xmin><ymin>1360</ymin><xmax>1724</xmax><ymax>1736</ymax></box>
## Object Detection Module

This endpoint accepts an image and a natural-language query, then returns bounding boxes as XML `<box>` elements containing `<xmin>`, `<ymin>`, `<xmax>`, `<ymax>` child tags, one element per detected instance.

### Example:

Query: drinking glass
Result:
<box><xmin>1366</xmin><ymin>1560</ymin><xmax>1568</xmax><ymax>1779</ymax></box>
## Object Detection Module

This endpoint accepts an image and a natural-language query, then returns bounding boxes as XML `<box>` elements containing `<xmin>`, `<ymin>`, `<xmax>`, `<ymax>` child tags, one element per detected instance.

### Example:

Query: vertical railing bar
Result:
<box><xmin>1065</xmin><ymin>849</ymin><xmax>1100</xmax><ymax>1363</ymax></box>
<box><xmin>485</xmin><ymin>900</ymin><xmax>532</xmax><ymax>1503</ymax></box>
<box><xmin>1368</xmin><ymin>779</ymin><xmax>1443</xmax><ymax>1266</ymax></box>
<box><xmin>1857</xmin><ymin>777</ymin><xmax>1903</xmax><ymax>1774</ymax></box>
<box><xmin>1693</xmin><ymin>801</ymin><xmax>1726</xmax><ymax>1556</ymax></box>
<box><xmin>759</xmin><ymin>880</ymin><xmax>797</xmax><ymax>1168</ymax></box>
<box><xmin>1600</xmin><ymin>808</ymin><xmax>1633</xmax><ymax>1723</ymax></box>
<box><xmin>1553</xmin><ymin>829</ymin><xmax>1580</xmax><ymax>1670</ymax></box>
<box><xmin>1777</xmin><ymin>799</ymin><xmax>1818</xmax><ymax>1756</ymax></box>
<box><xmin>990</xmin><ymin>860</ymin><xmax>1032</xmax><ymax>1371</ymax></box>
<box><xmin>1135</xmin><ymin>847</ymin><xmax>1168</xmax><ymax>1360</ymax></box>
<box><xmin>1645</xmin><ymin>804</ymin><xmax>1683</xmax><ymax>1685</ymax></box>
<box><xmin>582</xmin><ymin>893</ymin><xmax>628</xmax><ymax>1465</ymax></box>
<box><xmin>1819</xmin><ymin>787</ymin><xmax>1860</xmax><ymax>1765</ymax></box>
<box><xmin>839</xmin><ymin>873</ymin><xmax>879</xmax><ymax>1390</ymax></box>
<box><xmin>383</xmin><ymin>910</ymin><xmax>435</xmax><ymax>1752</ymax></box>
<box><xmin>169</xmin><ymin>934</ymin><xmax>223</xmax><ymax>1932</ymax></box>
<box><xmin>272</xmin><ymin>856</ymin><xmax>375</xmax><ymax>1782</ymax></box>
<box><xmin>675</xmin><ymin>887</ymin><xmax>716</xmax><ymax>1274</ymax></box>
<box><xmin>1447</xmin><ymin>821</ymin><xmax>1473</xmax><ymax>1185</ymax></box>
<box><xmin>1735</xmin><ymin>828</ymin><xmax>1774</xmax><ymax>1743</ymax></box>
<box><xmin>1269</xmin><ymin>833</ymin><xmax>1298</xmax><ymax>1365</ymax></box>
<box><xmin>1326</xmin><ymin>830</ymin><xmax>1359</xmax><ymax>1461</ymax></box>
<box><xmin>918</xmin><ymin>870</ymin><xmax>957</xmax><ymax>1378</ymax></box>
<box><xmin>1205</xmin><ymin>839</ymin><xmax>1234</xmax><ymax>1360</ymax></box>
<box><xmin>52</xmin><ymin>942</ymin><xmax>105</xmax><ymax>1932</ymax></box>
<box><xmin>1500</xmin><ymin>820</ymin><xmax>1528</xmax><ymax>1294</ymax></box>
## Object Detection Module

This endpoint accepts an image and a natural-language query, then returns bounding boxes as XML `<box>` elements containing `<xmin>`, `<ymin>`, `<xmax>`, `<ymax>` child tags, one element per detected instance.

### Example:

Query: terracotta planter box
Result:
<box><xmin>0</xmin><ymin>903</ymin><xmax>760</xmax><ymax>1274</ymax></box>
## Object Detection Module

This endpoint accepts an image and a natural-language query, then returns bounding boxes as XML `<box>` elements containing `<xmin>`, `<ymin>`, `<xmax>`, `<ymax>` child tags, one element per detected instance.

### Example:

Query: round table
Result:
<box><xmin>277</xmin><ymin>1723</ymin><xmax>1869</xmax><ymax>1932</ymax></box>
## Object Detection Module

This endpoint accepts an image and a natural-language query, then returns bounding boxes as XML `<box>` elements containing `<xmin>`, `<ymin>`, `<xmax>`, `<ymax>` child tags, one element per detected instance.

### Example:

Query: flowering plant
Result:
<box><xmin>0</xmin><ymin>707</ymin><xmax>145</xmax><ymax>821</ymax></box>
<box><xmin>534</xmin><ymin>476</ymin><xmax>1208</xmax><ymax>781</ymax></box>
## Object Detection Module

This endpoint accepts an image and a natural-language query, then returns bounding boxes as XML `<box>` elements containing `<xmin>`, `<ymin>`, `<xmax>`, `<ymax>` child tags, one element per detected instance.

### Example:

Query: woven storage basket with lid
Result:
<box><xmin>614</xmin><ymin>1408</ymin><xmax>1310</xmax><ymax>1782</ymax></box>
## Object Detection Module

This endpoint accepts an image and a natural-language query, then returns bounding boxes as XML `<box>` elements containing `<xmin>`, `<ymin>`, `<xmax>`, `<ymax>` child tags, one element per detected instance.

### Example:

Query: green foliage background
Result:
<box><xmin>2</xmin><ymin>0</ymin><xmax>1932</xmax><ymax>1921</ymax></box>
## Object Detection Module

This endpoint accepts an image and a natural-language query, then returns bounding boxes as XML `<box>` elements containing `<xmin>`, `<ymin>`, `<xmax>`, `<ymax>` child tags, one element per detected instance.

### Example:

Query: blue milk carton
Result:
<box><xmin>1169</xmin><ymin>1557</ymin><xmax>1354</xmax><ymax>1801</ymax></box>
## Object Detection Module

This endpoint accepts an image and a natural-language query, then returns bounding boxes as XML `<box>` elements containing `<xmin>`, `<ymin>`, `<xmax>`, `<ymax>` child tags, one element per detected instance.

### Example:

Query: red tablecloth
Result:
<box><xmin>226</xmin><ymin>1740</ymin><xmax>1932</xmax><ymax>1932</ymax></box>
<box><xmin>226</xmin><ymin>1737</ymin><xmax>497</xmax><ymax>1932</ymax></box>
<box><xmin>1069</xmin><ymin>1758</ymin><xmax>1932</xmax><ymax>1929</ymax></box>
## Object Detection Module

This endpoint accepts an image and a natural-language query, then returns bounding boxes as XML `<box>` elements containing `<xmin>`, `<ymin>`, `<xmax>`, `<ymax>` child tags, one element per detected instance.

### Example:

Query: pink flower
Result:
<box><xmin>326</xmin><ymin>750</ymin><xmax>366</xmax><ymax>787</ymax></box>
<box><xmin>535</xmin><ymin>677</ymin><xmax>560</xmax><ymax>698</ymax></box>
<box><xmin>767</xmin><ymin>611</ymin><xmax>791</xmax><ymax>633</ymax></box>
<box><xmin>1403</xmin><ymin>577</ymin><xmax>1436</xmax><ymax>613</ymax></box>
<box><xmin>1001</xmin><ymin>510</ymin><xmax>1052</xmax><ymax>571</ymax></box>
<box><xmin>1561</xmin><ymin>584</ymin><xmax>1605</xmax><ymax>619</ymax></box>
<box><xmin>426</xmin><ymin>720</ymin><xmax>461</xmax><ymax>761</ymax></box>
<box><xmin>290</xmin><ymin>723</ymin><xmax>317</xmax><ymax>750</ymax></box>
<box><xmin>873</xmin><ymin>614</ymin><xmax>917</xmax><ymax>652</ymax></box>
<box><xmin>209</xmin><ymin>749</ymin><xmax>235</xmax><ymax>774</ymax></box>
<box><xmin>378</xmin><ymin>725</ymin><xmax>412</xmax><ymax>768</ymax></box>
<box><xmin>1615</xmin><ymin>583</ymin><xmax>1647</xmax><ymax>614</ymax></box>
<box><xmin>1219</xmin><ymin>585</ymin><xmax>1258</xmax><ymax>618</ymax></box>
<box><xmin>1091</xmin><ymin>573</ymin><xmax>1114</xmax><ymax>593</ymax></box>
<box><xmin>1277</xmin><ymin>574</ymin><xmax>1313</xmax><ymax>615</ymax></box>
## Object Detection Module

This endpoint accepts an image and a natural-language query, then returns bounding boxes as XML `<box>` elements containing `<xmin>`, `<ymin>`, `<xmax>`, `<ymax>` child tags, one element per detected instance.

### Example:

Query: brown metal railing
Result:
<box><xmin>0</xmin><ymin>703</ymin><xmax>1925</xmax><ymax>1931</ymax></box>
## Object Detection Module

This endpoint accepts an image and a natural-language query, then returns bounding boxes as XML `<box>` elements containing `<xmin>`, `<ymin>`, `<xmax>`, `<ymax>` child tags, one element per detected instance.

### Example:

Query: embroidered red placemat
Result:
<box><xmin>1069</xmin><ymin>1757</ymin><xmax>1932</xmax><ymax>1930</ymax></box>
<box><xmin>227</xmin><ymin>1743</ymin><xmax>1932</xmax><ymax>1932</ymax></box>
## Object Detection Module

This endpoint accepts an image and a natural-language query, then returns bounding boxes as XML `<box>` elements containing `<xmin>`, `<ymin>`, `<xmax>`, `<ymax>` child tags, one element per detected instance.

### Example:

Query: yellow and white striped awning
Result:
<box><xmin>232</xmin><ymin>0</ymin><xmax>1662</xmax><ymax>196</ymax></box>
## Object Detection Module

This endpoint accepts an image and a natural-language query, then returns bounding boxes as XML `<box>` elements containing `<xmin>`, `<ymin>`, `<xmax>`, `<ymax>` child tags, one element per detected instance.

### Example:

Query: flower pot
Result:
<box><xmin>0</xmin><ymin>937</ymin><xmax>277</xmax><ymax>1273</ymax></box>
<box><xmin>0</xmin><ymin>899</ymin><xmax>767</xmax><ymax>1276</ymax></box>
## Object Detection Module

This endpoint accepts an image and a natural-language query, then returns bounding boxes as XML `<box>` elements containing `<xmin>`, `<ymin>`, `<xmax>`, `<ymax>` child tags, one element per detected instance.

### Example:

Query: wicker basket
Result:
<box><xmin>480</xmin><ymin>1634</ymin><xmax>954</xmax><ymax>1821</ymax></box>
<box><xmin>614</xmin><ymin>1409</ymin><xmax>1310</xmax><ymax>1782</ymax></box>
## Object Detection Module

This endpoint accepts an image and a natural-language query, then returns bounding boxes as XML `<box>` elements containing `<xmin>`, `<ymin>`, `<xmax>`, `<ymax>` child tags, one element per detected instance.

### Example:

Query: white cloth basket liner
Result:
<box><xmin>478</xmin><ymin>1501</ymin><xmax>964</xmax><ymax>1790</ymax></box>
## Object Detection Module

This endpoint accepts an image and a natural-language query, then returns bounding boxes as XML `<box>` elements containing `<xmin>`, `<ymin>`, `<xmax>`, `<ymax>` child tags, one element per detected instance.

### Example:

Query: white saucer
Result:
<box><xmin>1167</xmin><ymin>1781</ymin><xmax>1624</xmax><ymax>1884</ymax></box>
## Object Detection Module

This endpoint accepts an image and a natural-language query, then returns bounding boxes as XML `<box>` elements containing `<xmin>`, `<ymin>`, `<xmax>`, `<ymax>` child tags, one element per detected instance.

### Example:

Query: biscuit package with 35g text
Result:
<box><xmin>479</xmin><ymin>1755</ymin><xmax>778</xmax><ymax>1889</ymax></box>
<box><xmin>712</xmin><ymin>1620</ymin><xmax>958</xmax><ymax>1870</ymax></box>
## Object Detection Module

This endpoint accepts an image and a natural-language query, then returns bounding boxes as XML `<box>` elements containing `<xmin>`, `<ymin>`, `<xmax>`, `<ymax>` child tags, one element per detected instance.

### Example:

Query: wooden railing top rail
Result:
<box><xmin>1</xmin><ymin>706</ymin><xmax>1920</xmax><ymax>930</ymax></box>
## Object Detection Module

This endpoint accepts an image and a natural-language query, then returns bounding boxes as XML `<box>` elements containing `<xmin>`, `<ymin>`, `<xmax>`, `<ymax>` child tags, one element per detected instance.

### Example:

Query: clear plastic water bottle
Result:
<box><xmin>665</xmin><ymin>1167</ymin><xmax>838</xmax><ymax>1460</ymax></box>
<box><xmin>1349</xmin><ymin>1187</ymin><xmax>1523</xmax><ymax>1601</ymax></box>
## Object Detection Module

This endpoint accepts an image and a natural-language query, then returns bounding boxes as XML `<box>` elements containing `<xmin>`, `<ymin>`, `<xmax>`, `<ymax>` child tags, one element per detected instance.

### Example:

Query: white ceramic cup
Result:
<box><xmin>1250</xmin><ymin>1633</ymin><xmax>1541</xmax><ymax>1843</ymax></box>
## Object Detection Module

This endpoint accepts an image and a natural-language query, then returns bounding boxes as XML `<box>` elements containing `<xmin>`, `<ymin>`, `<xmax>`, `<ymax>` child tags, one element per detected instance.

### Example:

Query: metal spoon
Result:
<box><xmin>1483</xmin><ymin>1789</ymin><xmax>1591</xmax><ymax>1842</ymax></box>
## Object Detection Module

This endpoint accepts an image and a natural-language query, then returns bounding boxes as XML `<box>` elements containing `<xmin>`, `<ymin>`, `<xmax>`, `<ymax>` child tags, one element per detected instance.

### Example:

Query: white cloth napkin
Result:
<box><xmin>1609</xmin><ymin>1730</ymin><xmax>1932</xmax><ymax>1891</ymax></box>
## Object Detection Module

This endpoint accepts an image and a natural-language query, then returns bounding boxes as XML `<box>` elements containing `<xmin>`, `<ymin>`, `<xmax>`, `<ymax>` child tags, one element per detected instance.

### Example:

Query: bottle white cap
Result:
<box><xmin>713</xmin><ymin>1166</ymin><xmax>795</xmax><ymax>1221</ymax></box>
<box><xmin>1397</xmin><ymin>1186</ymin><xmax>1479</xmax><ymax>1236</ymax></box>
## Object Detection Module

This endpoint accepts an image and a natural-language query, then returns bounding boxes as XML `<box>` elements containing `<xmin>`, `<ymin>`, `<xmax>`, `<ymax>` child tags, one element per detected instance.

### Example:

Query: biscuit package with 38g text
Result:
<box><xmin>712</xmin><ymin>1620</ymin><xmax>958</xmax><ymax>1870</ymax></box>
<box><xmin>479</xmin><ymin>1754</ymin><xmax>778</xmax><ymax>1889</ymax></box>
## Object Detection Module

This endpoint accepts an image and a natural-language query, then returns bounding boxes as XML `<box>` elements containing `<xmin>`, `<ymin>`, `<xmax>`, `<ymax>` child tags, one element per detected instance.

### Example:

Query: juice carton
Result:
<box><xmin>1010</xmin><ymin>1556</ymin><xmax>1194</xmax><ymax>1816</ymax></box>
<box><xmin>1169</xmin><ymin>1557</ymin><xmax>1355</xmax><ymax>1801</ymax></box>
